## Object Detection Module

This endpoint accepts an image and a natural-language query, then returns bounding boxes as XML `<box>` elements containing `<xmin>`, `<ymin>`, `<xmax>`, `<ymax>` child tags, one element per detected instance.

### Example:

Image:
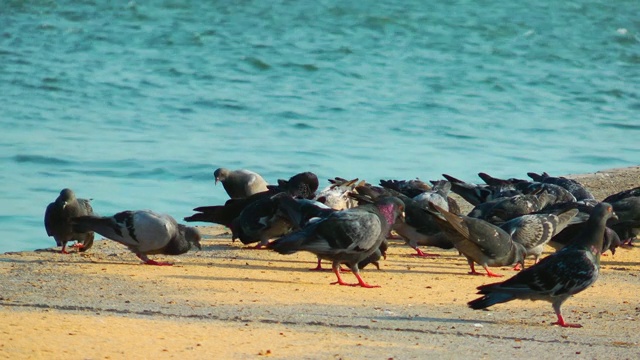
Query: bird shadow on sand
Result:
<box><xmin>367</xmin><ymin>315</ymin><xmax>495</xmax><ymax>325</ymax></box>
<box><xmin>164</xmin><ymin>273</ymin><xmax>320</xmax><ymax>285</ymax></box>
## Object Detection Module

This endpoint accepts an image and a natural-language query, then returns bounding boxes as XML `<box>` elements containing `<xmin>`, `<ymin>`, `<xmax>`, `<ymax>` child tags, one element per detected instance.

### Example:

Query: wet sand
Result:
<box><xmin>1</xmin><ymin>167</ymin><xmax>639</xmax><ymax>359</ymax></box>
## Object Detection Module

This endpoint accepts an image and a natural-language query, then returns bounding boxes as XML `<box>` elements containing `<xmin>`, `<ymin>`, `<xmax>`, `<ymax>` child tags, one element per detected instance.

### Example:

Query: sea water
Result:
<box><xmin>1</xmin><ymin>1</ymin><xmax>639</xmax><ymax>252</ymax></box>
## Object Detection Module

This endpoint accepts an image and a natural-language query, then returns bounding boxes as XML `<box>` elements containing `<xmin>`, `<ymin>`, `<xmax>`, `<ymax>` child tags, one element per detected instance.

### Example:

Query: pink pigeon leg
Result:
<box><xmin>136</xmin><ymin>253</ymin><xmax>173</xmax><ymax>266</ymax></box>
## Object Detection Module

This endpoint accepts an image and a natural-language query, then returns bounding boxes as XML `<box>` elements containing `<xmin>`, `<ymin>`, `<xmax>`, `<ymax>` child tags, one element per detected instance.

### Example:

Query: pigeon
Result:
<box><xmin>185</xmin><ymin>172</ymin><xmax>319</xmax><ymax>234</ymax></box>
<box><xmin>549</xmin><ymin>224</ymin><xmax>622</xmax><ymax>255</ymax></box>
<box><xmin>442</xmin><ymin>174</ymin><xmax>520</xmax><ymax>206</ymax></box>
<box><xmin>606</xmin><ymin>196</ymin><xmax>640</xmax><ymax>245</ymax></box>
<box><xmin>268</xmin><ymin>196</ymin><xmax>405</xmax><ymax>288</ymax></box>
<box><xmin>381</xmin><ymin>178</ymin><xmax>461</xmax><ymax>214</ymax></box>
<box><xmin>268</xmin><ymin>171</ymin><xmax>319</xmax><ymax>200</ymax></box>
<box><xmin>610</xmin><ymin>196</ymin><xmax>640</xmax><ymax>223</ymax></box>
<box><xmin>394</xmin><ymin>197</ymin><xmax>455</xmax><ymax>257</ymax></box>
<box><xmin>378</xmin><ymin>178</ymin><xmax>432</xmax><ymax>198</ymax></box>
<box><xmin>214</xmin><ymin>168</ymin><xmax>269</xmax><ymax>199</ymax></box>
<box><xmin>314</xmin><ymin>177</ymin><xmax>361</xmax><ymax>210</ymax></box>
<box><xmin>230</xmin><ymin>194</ymin><xmax>294</xmax><ymax>249</ymax></box>
<box><xmin>500</xmin><ymin>209</ymin><xmax>579</xmax><ymax>267</ymax></box>
<box><xmin>468</xmin><ymin>191</ymin><xmax>557</xmax><ymax>224</ymax></box>
<box><xmin>357</xmin><ymin>239</ymin><xmax>389</xmax><ymax>270</ymax></box>
<box><xmin>412</xmin><ymin>180</ymin><xmax>452</xmax><ymax>212</ymax></box>
<box><xmin>428</xmin><ymin>204</ymin><xmax>526</xmax><ymax>277</ymax></box>
<box><xmin>527</xmin><ymin>172</ymin><xmax>595</xmax><ymax>201</ymax></box>
<box><xmin>477</xmin><ymin>172</ymin><xmax>576</xmax><ymax>204</ymax></box>
<box><xmin>603</xmin><ymin>186</ymin><xmax>640</xmax><ymax>204</ymax></box>
<box><xmin>73</xmin><ymin>210</ymin><xmax>201</xmax><ymax>265</ymax></box>
<box><xmin>44</xmin><ymin>188</ymin><xmax>95</xmax><ymax>254</ymax></box>
<box><xmin>468</xmin><ymin>202</ymin><xmax>617</xmax><ymax>328</ymax></box>
<box><xmin>353</xmin><ymin>183</ymin><xmax>454</xmax><ymax>257</ymax></box>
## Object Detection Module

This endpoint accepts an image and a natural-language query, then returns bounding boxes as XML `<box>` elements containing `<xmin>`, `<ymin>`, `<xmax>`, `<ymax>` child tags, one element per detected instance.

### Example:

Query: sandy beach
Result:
<box><xmin>1</xmin><ymin>167</ymin><xmax>639</xmax><ymax>359</ymax></box>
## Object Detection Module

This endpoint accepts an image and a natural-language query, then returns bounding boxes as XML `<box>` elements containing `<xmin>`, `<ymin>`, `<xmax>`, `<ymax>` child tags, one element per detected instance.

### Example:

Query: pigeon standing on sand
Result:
<box><xmin>268</xmin><ymin>197</ymin><xmax>405</xmax><ymax>288</ymax></box>
<box><xmin>500</xmin><ymin>209</ymin><xmax>579</xmax><ymax>266</ymax></box>
<box><xmin>428</xmin><ymin>204</ymin><xmax>526</xmax><ymax>277</ymax></box>
<box><xmin>44</xmin><ymin>188</ymin><xmax>95</xmax><ymax>254</ymax></box>
<box><xmin>72</xmin><ymin>210</ymin><xmax>201</xmax><ymax>265</ymax></box>
<box><xmin>468</xmin><ymin>202</ymin><xmax>617</xmax><ymax>328</ymax></box>
<box><xmin>214</xmin><ymin>168</ymin><xmax>269</xmax><ymax>199</ymax></box>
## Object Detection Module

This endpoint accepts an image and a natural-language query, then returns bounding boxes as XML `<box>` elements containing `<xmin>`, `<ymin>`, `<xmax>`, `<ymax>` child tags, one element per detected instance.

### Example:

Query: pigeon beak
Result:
<box><xmin>195</xmin><ymin>241</ymin><xmax>202</xmax><ymax>250</ymax></box>
<box><xmin>372</xmin><ymin>261</ymin><xmax>380</xmax><ymax>270</ymax></box>
<box><xmin>611</xmin><ymin>211</ymin><xmax>619</xmax><ymax>221</ymax></box>
<box><xmin>214</xmin><ymin>178</ymin><xmax>220</xmax><ymax>186</ymax></box>
<box><xmin>62</xmin><ymin>201</ymin><xmax>68</xmax><ymax>209</ymax></box>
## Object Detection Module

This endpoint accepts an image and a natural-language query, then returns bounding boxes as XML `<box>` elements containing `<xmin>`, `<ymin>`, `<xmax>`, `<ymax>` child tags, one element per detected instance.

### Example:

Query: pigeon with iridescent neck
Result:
<box><xmin>268</xmin><ymin>197</ymin><xmax>405</xmax><ymax>288</ymax></box>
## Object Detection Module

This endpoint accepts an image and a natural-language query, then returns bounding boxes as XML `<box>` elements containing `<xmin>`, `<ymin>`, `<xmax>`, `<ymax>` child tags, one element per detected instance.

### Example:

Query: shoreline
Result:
<box><xmin>1</xmin><ymin>166</ymin><xmax>639</xmax><ymax>359</ymax></box>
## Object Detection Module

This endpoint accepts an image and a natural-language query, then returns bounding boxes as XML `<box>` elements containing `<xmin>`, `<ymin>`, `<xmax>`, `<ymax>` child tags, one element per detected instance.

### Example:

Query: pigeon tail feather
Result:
<box><xmin>467</xmin><ymin>292</ymin><xmax>516</xmax><ymax>310</ymax></box>
<box><xmin>268</xmin><ymin>231</ymin><xmax>309</xmax><ymax>255</ymax></box>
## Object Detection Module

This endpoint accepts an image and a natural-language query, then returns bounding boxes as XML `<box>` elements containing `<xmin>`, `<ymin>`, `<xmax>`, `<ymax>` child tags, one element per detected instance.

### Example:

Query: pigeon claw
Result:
<box><xmin>411</xmin><ymin>248</ymin><xmax>440</xmax><ymax>258</ymax></box>
<box><xmin>71</xmin><ymin>243</ymin><xmax>85</xmax><ymax>249</ymax></box>
<box><xmin>553</xmin><ymin>314</ymin><xmax>583</xmax><ymax>328</ymax></box>
<box><xmin>485</xmin><ymin>270</ymin><xmax>504</xmax><ymax>278</ymax></box>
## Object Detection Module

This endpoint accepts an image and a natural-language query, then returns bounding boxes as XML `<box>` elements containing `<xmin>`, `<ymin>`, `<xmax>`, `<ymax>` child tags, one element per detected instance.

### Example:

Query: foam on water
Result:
<box><xmin>1</xmin><ymin>1</ymin><xmax>638</xmax><ymax>252</ymax></box>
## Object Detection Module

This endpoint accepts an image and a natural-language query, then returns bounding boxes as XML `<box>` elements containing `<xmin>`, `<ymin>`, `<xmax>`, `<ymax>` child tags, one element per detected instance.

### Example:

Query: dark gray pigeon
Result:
<box><xmin>468</xmin><ymin>191</ymin><xmax>557</xmax><ymax>224</ymax></box>
<box><xmin>527</xmin><ymin>172</ymin><xmax>595</xmax><ymax>201</ymax></box>
<box><xmin>442</xmin><ymin>174</ymin><xmax>520</xmax><ymax>206</ymax></box>
<box><xmin>500</xmin><ymin>209</ymin><xmax>579</xmax><ymax>267</ymax></box>
<box><xmin>214</xmin><ymin>168</ymin><xmax>269</xmax><ymax>199</ymax></box>
<box><xmin>44</xmin><ymin>188</ymin><xmax>95</xmax><ymax>254</ymax></box>
<box><xmin>468</xmin><ymin>202</ymin><xmax>617</xmax><ymax>328</ymax></box>
<box><xmin>230</xmin><ymin>193</ymin><xmax>298</xmax><ymax>249</ymax></box>
<box><xmin>268</xmin><ymin>197</ymin><xmax>405</xmax><ymax>288</ymax></box>
<box><xmin>603</xmin><ymin>186</ymin><xmax>640</xmax><ymax>204</ymax></box>
<box><xmin>428</xmin><ymin>204</ymin><xmax>526</xmax><ymax>277</ymax></box>
<box><xmin>73</xmin><ymin>210</ymin><xmax>201</xmax><ymax>265</ymax></box>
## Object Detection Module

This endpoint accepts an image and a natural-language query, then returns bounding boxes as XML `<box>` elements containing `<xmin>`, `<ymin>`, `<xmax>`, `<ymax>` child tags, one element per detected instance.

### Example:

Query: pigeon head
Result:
<box><xmin>593</xmin><ymin>202</ymin><xmax>617</xmax><ymax>222</ymax></box>
<box><xmin>513</xmin><ymin>242</ymin><xmax>527</xmax><ymax>270</ymax></box>
<box><xmin>604</xmin><ymin>227</ymin><xmax>621</xmax><ymax>255</ymax></box>
<box><xmin>57</xmin><ymin>188</ymin><xmax>77</xmax><ymax>208</ymax></box>
<box><xmin>184</xmin><ymin>226</ymin><xmax>202</xmax><ymax>250</ymax></box>
<box><xmin>213</xmin><ymin>168</ymin><xmax>230</xmax><ymax>185</ymax></box>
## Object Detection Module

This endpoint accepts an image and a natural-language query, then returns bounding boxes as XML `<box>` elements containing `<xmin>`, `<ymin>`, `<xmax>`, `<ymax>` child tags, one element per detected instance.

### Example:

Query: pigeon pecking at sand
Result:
<box><xmin>72</xmin><ymin>210</ymin><xmax>201</xmax><ymax>265</ymax></box>
<box><xmin>268</xmin><ymin>196</ymin><xmax>405</xmax><ymax>288</ymax></box>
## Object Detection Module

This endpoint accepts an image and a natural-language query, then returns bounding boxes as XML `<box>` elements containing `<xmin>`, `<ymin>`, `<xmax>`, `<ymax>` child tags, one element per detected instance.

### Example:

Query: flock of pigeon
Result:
<box><xmin>44</xmin><ymin>168</ymin><xmax>639</xmax><ymax>328</ymax></box>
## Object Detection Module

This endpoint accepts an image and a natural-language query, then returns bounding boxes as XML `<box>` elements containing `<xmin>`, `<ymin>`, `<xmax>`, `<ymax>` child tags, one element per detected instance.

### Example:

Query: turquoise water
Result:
<box><xmin>1</xmin><ymin>1</ymin><xmax>639</xmax><ymax>252</ymax></box>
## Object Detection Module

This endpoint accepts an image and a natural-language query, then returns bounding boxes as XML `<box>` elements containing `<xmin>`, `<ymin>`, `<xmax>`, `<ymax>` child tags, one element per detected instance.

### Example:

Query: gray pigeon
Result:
<box><xmin>468</xmin><ymin>202</ymin><xmax>617</xmax><ymax>328</ymax></box>
<box><xmin>214</xmin><ymin>168</ymin><xmax>269</xmax><ymax>199</ymax></box>
<box><xmin>72</xmin><ymin>210</ymin><xmax>201</xmax><ymax>265</ymax></box>
<box><xmin>44</xmin><ymin>188</ymin><xmax>95</xmax><ymax>253</ymax></box>
<box><xmin>527</xmin><ymin>172</ymin><xmax>595</xmax><ymax>201</ymax></box>
<box><xmin>268</xmin><ymin>197</ymin><xmax>405</xmax><ymax>288</ymax></box>
<box><xmin>428</xmin><ymin>204</ymin><xmax>526</xmax><ymax>277</ymax></box>
<box><xmin>500</xmin><ymin>209</ymin><xmax>579</xmax><ymax>267</ymax></box>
